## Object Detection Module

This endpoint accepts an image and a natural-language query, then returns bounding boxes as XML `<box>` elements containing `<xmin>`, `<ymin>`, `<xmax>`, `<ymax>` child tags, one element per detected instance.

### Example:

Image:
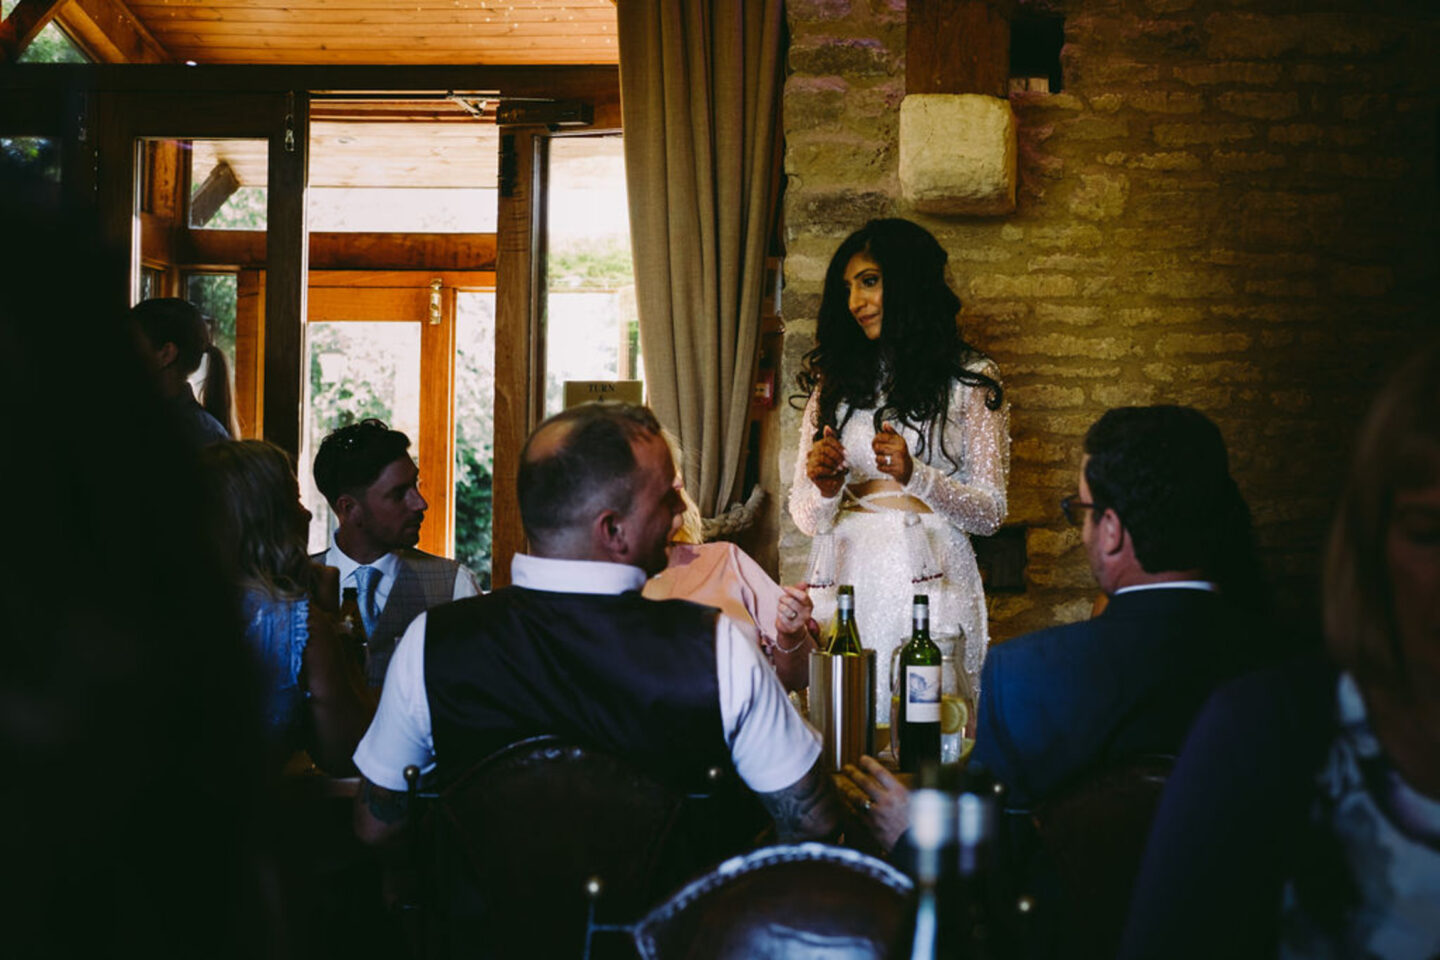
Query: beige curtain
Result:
<box><xmin>617</xmin><ymin>0</ymin><xmax>785</xmax><ymax>518</ymax></box>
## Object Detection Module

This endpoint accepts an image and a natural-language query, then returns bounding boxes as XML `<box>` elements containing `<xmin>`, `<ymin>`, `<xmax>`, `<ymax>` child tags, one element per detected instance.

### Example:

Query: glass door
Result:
<box><xmin>98</xmin><ymin>90</ymin><xmax>309</xmax><ymax>454</ymax></box>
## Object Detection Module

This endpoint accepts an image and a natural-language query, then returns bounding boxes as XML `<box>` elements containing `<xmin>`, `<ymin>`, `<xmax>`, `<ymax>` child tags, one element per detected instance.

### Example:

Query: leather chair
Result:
<box><xmin>1023</xmin><ymin>754</ymin><xmax>1175</xmax><ymax>960</ymax></box>
<box><xmin>631</xmin><ymin>843</ymin><xmax>914</xmax><ymax>960</ymax></box>
<box><xmin>412</xmin><ymin>735</ymin><xmax>740</xmax><ymax>960</ymax></box>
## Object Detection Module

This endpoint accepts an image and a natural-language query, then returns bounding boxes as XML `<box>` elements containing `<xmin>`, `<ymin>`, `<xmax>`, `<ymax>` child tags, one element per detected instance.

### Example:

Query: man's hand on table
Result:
<box><xmin>836</xmin><ymin>755</ymin><xmax>911</xmax><ymax>854</ymax></box>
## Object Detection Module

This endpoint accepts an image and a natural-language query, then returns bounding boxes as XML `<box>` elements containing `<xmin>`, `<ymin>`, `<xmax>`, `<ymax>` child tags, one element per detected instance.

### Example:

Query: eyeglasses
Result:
<box><xmin>1060</xmin><ymin>495</ymin><xmax>1095</xmax><ymax>526</ymax></box>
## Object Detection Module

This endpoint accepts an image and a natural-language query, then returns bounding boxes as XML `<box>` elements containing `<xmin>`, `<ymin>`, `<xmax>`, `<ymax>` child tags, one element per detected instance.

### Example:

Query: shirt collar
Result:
<box><xmin>330</xmin><ymin>542</ymin><xmax>401</xmax><ymax>586</ymax></box>
<box><xmin>1113</xmin><ymin>580</ymin><xmax>1218</xmax><ymax>596</ymax></box>
<box><xmin>510</xmin><ymin>553</ymin><xmax>647</xmax><ymax>595</ymax></box>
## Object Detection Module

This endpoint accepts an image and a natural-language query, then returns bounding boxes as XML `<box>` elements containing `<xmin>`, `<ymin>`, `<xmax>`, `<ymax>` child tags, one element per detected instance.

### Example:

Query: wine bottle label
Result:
<box><xmin>904</xmin><ymin>665</ymin><xmax>941</xmax><ymax>722</ymax></box>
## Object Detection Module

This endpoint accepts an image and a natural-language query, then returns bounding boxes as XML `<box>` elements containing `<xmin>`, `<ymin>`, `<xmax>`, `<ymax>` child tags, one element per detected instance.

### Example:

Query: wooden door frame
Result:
<box><xmin>95</xmin><ymin>88</ymin><xmax>309</xmax><ymax>456</ymax></box>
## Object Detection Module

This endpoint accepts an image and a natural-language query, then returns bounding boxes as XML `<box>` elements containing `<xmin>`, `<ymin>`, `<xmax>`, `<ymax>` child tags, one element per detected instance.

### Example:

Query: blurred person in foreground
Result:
<box><xmin>200</xmin><ymin>440</ymin><xmax>372</xmax><ymax>773</ymax></box>
<box><xmin>312</xmin><ymin>419</ymin><xmax>480</xmax><ymax>687</ymax></box>
<box><xmin>1120</xmin><ymin>345</ymin><xmax>1440</xmax><ymax>960</ymax></box>
<box><xmin>352</xmin><ymin>402</ymin><xmax>840</xmax><ymax>847</ymax></box>
<box><xmin>643</xmin><ymin>435</ymin><xmax>817</xmax><ymax>693</ymax></box>
<box><xmin>0</xmin><ymin>166</ymin><xmax>274</xmax><ymax>955</ymax></box>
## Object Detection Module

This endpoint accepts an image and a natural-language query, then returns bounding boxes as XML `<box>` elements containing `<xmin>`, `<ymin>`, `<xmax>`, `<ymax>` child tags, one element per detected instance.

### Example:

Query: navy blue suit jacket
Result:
<box><xmin>970</xmin><ymin>586</ymin><xmax>1253</xmax><ymax>808</ymax></box>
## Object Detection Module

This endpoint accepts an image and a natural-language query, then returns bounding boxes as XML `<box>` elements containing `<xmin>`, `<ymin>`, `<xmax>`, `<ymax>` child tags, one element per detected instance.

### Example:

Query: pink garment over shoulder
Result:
<box><xmin>642</xmin><ymin>541</ymin><xmax>783</xmax><ymax>645</ymax></box>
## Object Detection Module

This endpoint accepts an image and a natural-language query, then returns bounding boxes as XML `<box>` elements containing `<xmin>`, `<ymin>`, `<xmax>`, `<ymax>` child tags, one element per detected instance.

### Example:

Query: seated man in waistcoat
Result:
<box><xmin>312</xmin><ymin>419</ymin><xmax>481</xmax><ymax>687</ymax></box>
<box><xmin>352</xmin><ymin>402</ymin><xmax>841</xmax><ymax>847</ymax></box>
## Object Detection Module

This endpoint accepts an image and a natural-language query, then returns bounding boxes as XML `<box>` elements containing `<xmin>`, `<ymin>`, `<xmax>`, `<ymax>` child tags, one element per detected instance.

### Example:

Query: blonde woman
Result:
<box><xmin>644</xmin><ymin>440</ymin><xmax>816</xmax><ymax>692</ymax></box>
<box><xmin>200</xmin><ymin>440</ymin><xmax>371</xmax><ymax>773</ymax></box>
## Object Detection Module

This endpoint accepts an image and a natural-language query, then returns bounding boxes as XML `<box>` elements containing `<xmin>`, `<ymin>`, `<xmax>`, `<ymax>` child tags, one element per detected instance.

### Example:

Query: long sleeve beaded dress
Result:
<box><xmin>789</xmin><ymin>356</ymin><xmax>1010</xmax><ymax>714</ymax></box>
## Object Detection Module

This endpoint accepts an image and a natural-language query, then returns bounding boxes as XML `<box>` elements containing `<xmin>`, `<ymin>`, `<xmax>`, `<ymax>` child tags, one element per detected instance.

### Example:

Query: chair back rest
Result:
<box><xmin>427</xmin><ymin>735</ymin><xmax>698</xmax><ymax>958</ymax></box>
<box><xmin>1029</xmin><ymin>754</ymin><xmax>1174</xmax><ymax>959</ymax></box>
<box><xmin>632</xmin><ymin>843</ymin><xmax>914</xmax><ymax>960</ymax></box>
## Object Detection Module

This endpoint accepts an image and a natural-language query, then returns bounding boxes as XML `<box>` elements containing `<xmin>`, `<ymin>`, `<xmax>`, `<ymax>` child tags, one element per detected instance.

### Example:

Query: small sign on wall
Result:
<box><xmin>563</xmin><ymin>380</ymin><xmax>645</xmax><ymax>409</ymax></box>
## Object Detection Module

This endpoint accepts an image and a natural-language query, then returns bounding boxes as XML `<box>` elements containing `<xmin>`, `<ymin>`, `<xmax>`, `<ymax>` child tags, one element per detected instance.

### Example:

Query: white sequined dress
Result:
<box><xmin>789</xmin><ymin>357</ymin><xmax>1010</xmax><ymax>716</ymax></box>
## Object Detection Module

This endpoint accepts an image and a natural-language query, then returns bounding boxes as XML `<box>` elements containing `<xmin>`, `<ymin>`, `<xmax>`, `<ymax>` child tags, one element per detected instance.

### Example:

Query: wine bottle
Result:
<box><xmin>899</xmin><ymin>594</ymin><xmax>942</xmax><ymax>774</ymax></box>
<box><xmin>337</xmin><ymin>586</ymin><xmax>368</xmax><ymax>671</ymax></box>
<box><xmin>825</xmin><ymin>584</ymin><xmax>864</xmax><ymax>655</ymax></box>
<box><xmin>896</xmin><ymin>788</ymin><xmax>959</xmax><ymax>960</ymax></box>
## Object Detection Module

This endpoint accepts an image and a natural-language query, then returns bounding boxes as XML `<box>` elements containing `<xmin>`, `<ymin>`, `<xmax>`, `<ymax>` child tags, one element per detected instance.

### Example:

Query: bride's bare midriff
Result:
<box><xmin>844</xmin><ymin>478</ymin><xmax>930</xmax><ymax>513</ymax></box>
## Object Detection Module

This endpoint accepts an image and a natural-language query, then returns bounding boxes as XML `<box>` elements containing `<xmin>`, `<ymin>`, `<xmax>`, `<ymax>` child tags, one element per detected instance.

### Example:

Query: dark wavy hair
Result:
<box><xmin>1084</xmin><ymin>405</ymin><xmax>1266</xmax><ymax>612</ymax></box>
<box><xmin>795</xmin><ymin>218</ymin><xmax>1001</xmax><ymax>471</ymax></box>
<box><xmin>312</xmin><ymin>418</ymin><xmax>413</xmax><ymax>507</ymax></box>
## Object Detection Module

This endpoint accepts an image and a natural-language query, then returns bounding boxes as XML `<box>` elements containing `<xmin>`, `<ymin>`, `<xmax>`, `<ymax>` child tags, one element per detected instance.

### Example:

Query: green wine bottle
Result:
<box><xmin>826</xmin><ymin>584</ymin><xmax>864</xmax><ymax>655</ymax></box>
<box><xmin>899</xmin><ymin>594</ymin><xmax>942</xmax><ymax>774</ymax></box>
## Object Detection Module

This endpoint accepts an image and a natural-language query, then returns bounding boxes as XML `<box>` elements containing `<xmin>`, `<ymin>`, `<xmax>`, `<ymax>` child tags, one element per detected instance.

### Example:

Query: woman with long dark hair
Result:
<box><xmin>789</xmin><ymin>218</ymin><xmax>1010</xmax><ymax>710</ymax></box>
<box><xmin>132</xmin><ymin>297</ymin><xmax>236</xmax><ymax>446</ymax></box>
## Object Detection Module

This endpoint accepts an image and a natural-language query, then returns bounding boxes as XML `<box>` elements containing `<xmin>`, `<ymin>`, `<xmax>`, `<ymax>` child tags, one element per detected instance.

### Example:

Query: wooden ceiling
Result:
<box><xmin>79</xmin><ymin>0</ymin><xmax>620</xmax><ymax>66</ymax></box>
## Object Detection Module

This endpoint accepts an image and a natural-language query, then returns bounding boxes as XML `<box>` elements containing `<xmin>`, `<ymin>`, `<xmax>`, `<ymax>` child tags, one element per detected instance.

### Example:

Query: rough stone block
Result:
<box><xmin>1245</xmin><ymin>278</ymin><xmax>1318</xmax><ymax>298</ymax></box>
<box><xmin>1211</xmin><ymin>150</ymin><xmax>1287</xmax><ymax>173</ymax></box>
<box><xmin>1099</xmin><ymin>150</ymin><xmax>1203</xmax><ymax>171</ymax></box>
<box><xmin>1155</xmin><ymin>332</ymin><xmax>1252</xmax><ymax>356</ymax></box>
<box><xmin>970</xmin><ymin>273</ymin><xmax>1078</xmax><ymax>299</ymax></box>
<box><xmin>1127</xmin><ymin>90</ymin><xmax>1207</xmax><ymax>114</ymax></box>
<box><xmin>1152</xmin><ymin>122</ymin><xmax>1255</xmax><ymax>146</ymax></box>
<box><xmin>784</xmin><ymin>76</ymin><xmax>848</xmax><ymax>128</ymax></box>
<box><xmin>898</xmin><ymin>94</ymin><xmax>1017</xmax><ymax>216</ymax></box>
<box><xmin>1035</xmin><ymin>303</ymin><xmax>1105</xmax><ymax>326</ymax></box>
<box><xmin>1028</xmin><ymin>224</ymin><xmax>1105</xmax><ymax>249</ymax></box>
<box><xmin>1027</xmin><ymin>527</ymin><xmax>1081</xmax><ymax>558</ymax></box>
<box><xmin>1068</xmin><ymin>172</ymin><xmax>1129</xmax><ymax>221</ymax></box>
<box><xmin>1268</xmin><ymin>124</ymin><xmax>1324</xmax><ymax>145</ymax></box>
<box><xmin>1217</xmin><ymin>91</ymin><xmax>1300</xmax><ymax>120</ymax></box>
<box><xmin>1172</xmin><ymin>61</ymin><xmax>1284</xmax><ymax>86</ymax></box>
<box><xmin>1092</xmin><ymin>383</ymin><xmax>1158</xmax><ymax>406</ymax></box>
<box><xmin>789</xmin><ymin>35</ymin><xmax>894</xmax><ymax>78</ymax></box>
<box><xmin>787</xmin><ymin>0</ymin><xmax>853</xmax><ymax>22</ymax></box>
<box><xmin>1143</xmin><ymin>271</ymin><xmax>1235</xmax><ymax>298</ymax></box>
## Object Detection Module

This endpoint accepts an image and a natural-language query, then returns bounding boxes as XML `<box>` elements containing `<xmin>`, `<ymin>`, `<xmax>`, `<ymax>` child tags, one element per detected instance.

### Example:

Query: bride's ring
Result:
<box><xmin>880</xmin><ymin>454</ymin><xmax>890</xmax><ymax>466</ymax></box>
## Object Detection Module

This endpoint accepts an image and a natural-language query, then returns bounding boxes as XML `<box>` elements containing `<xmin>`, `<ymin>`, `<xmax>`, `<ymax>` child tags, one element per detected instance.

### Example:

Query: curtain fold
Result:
<box><xmin>617</xmin><ymin>0</ymin><xmax>785</xmax><ymax>518</ymax></box>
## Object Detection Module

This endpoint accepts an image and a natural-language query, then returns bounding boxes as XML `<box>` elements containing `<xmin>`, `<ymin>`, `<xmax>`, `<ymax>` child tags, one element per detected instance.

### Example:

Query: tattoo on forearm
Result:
<box><xmin>758</xmin><ymin>756</ymin><xmax>843</xmax><ymax>842</ymax></box>
<box><xmin>360</xmin><ymin>778</ymin><xmax>410</xmax><ymax>825</ymax></box>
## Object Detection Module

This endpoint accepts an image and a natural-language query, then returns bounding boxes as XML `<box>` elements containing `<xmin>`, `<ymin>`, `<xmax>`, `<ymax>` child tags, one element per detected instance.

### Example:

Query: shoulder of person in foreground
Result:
<box><xmin>1118</xmin><ymin>656</ymin><xmax>1337</xmax><ymax>959</ymax></box>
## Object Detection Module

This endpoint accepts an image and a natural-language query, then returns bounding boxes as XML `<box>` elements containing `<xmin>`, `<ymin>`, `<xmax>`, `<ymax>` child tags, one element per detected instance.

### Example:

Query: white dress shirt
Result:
<box><xmin>354</xmin><ymin>553</ymin><xmax>821</xmax><ymax>795</ymax></box>
<box><xmin>322</xmin><ymin>543</ymin><xmax>481</xmax><ymax>611</ymax></box>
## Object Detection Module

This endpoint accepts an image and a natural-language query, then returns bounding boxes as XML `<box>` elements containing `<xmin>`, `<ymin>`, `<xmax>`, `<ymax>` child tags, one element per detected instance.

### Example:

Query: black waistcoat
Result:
<box><xmin>424</xmin><ymin>587</ymin><xmax>731</xmax><ymax>791</ymax></box>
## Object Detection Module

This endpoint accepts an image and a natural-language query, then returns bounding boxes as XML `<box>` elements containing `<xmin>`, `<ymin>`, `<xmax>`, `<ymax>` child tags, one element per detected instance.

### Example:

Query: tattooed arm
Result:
<box><xmin>756</xmin><ymin>755</ymin><xmax>845</xmax><ymax>842</ymax></box>
<box><xmin>354</xmin><ymin>776</ymin><xmax>411</xmax><ymax>847</ymax></box>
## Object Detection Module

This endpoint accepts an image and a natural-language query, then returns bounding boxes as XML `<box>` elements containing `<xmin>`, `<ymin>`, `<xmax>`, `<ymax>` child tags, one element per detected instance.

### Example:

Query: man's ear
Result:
<box><xmin>594</xmin><ymin>509</ymin><xmax>627</xmax><ymax>562</ymax></box>
<box><xmin>1097</xmin><ymin>508</ymin><xmax>1126</xmax><ymax>557</ymax></box>
<box><xmin>334</xmin><ymin>493</ymin><xmax>359</xmax><ymax>525</ymax></box>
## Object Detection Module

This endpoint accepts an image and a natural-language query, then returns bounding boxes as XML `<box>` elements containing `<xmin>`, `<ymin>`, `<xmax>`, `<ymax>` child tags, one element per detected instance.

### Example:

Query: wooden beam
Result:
<box><xmin>907</xmin><ymin>0</ymin><xmax>1012</xmax><ymax>98</ymax></box>
<box><xmin>189</xmin><ymin>159</ymin><xmax>241</xmax><ymax>227</ymax></box>
<box><xmin>1</xmin><ymin>0</ymin><xmax>66</xmax><ymax>62</ymax></box>
<box><xmin>182</xmin><ymin>231</ymin><xmax>499</xmax><ymax>271</ymax></box>
<box><xmin>234</xmin><ymin>268</ymin><xmax>264</xmax><ymax>438</ymax></box>
<box><xmin>261</xmin><ymin>90</ymin><xmax>308</xmax><ymax>458</ymax></box>
<box><xmin>0</xmin><ymin>64</ymin><xmax>621</xmax><ymax>128</ymax></box>
<box><xmin>58</xmin><ymin>0</ymin><xmax>170</xmax><ymax>64</ymax></box>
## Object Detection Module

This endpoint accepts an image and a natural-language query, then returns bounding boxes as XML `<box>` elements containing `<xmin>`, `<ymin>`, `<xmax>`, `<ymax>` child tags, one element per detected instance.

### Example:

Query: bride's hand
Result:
<box><xmin>807</xmin><ymin>425</ymin><xmax>847</xmax><ymax>498</ymax></box>
<box><xmin>872</xmin><ymin>423</ymin><xmax>913</xmax><ymax>485</ymax></box>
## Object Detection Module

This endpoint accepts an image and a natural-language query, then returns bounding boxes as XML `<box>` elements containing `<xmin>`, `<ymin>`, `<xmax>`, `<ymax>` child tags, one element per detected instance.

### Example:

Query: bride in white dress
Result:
<box><xmin>789</xmin><ymin>218</ymin><xmax>1010</xmax><ymax>716</ymax></box>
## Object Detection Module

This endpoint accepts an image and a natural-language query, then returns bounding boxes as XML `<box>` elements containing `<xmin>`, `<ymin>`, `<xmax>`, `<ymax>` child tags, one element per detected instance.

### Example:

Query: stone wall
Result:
<box><xmin>774</xmin><ymin>0</ymin><xmax>1439</xmax><ymax>643</ymax></box>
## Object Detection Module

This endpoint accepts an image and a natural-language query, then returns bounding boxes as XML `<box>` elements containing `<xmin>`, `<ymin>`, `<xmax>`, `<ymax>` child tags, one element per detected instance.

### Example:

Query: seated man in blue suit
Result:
<box><xmin>842</xmin><ymin>404</ymin><xmax>1265</xmax><ymax>833</ymax></box>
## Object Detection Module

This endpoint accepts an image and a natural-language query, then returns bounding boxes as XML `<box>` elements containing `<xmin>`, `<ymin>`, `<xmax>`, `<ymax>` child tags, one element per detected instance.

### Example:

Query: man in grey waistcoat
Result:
<box><xmin>312</xmin><ymin>418</ymin><xmax>480</xmax><ymax>687</ymax></box>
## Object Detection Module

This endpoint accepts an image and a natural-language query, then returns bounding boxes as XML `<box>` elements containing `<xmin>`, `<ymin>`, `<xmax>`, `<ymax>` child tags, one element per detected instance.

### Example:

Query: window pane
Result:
<box><xmin>0</xmin><ymin>136</ymin><xmax>60</xmax><ymax>183</ymax></box>
<box><xmin>455</xmin><ymin>291</ymin><xmax>496</xmax><ymax>590</ymax></box>
<box><xmin>543</xmin><ymin>135</ymin><xmax>639</xmax><ymax>418</ymax></box>
<box><xmin>307</xmin><ymin>120</ymin><xmax>498</xmax><ymax>232</ymax></box>
<box><xmin>301</xmin><ymin>321</ymin><xmax>422</xmax><ymax>554</ymax></box>
<box><xmin>185</xmin><ymin>273</ymin><xmax>238</xmax><ymax>416</ymax></box>
<box><xmin>188</xmin><ymin>140</ymin><xmax>268</xmax><ymax>230</ymax></box>
<box><xmin>1</xmin><ymin>1</ymin><xmax>89</xmax><ymax>63</ymax></box>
